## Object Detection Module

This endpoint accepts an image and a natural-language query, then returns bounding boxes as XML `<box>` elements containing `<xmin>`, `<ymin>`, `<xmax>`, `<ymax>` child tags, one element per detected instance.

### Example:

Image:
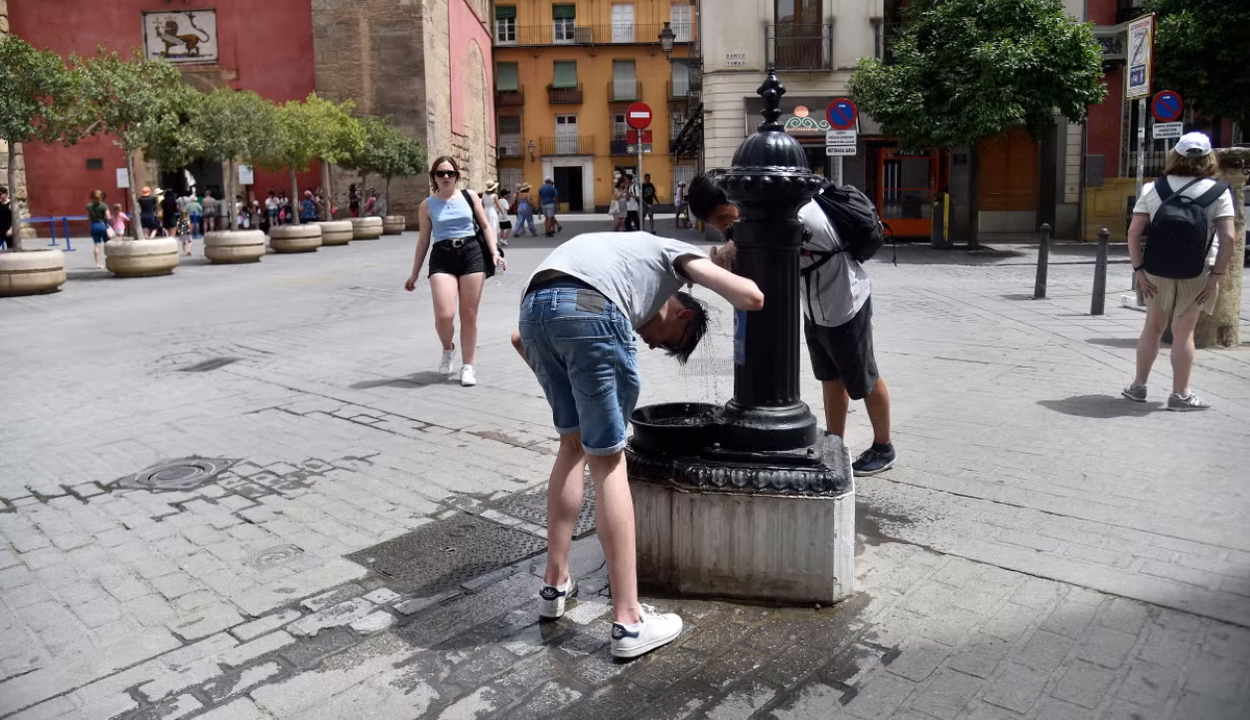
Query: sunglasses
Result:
<box><xmin>434</xmin><ymin>170</ymin><xmax>459</xmax><ymax>178</ymax></box>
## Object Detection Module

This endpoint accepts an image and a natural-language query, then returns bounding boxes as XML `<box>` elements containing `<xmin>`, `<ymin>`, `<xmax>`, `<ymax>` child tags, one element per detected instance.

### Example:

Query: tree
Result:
<box><xmin>375</xmin><ymin>128</ymin><xmax>426</xmax><ymax>208</ymax></box>
<box><xmin>340</xmin><ymin>116</ymin><xmax>392</xmax><ymax>198</ymax></box>
<box><xmin>0</xmin><ymin>36</ymin><xmax>76</xmax><ymax>250</ymax></box>
<box><xmin>848</xmin><ymin>0</ymin><xmax>1106</xmax><ymax>151</ymax></box>
<box><xmin>192</xmin><ymin>88</ymin><xmax>279</xmax><ymax>231</ymax></box>
<box><xmin>1147</xmin><ymin>0</ymin><xmax>1250</xmax><ymax>129</ymax></box>
<box><xmin>73</xmin><ymin>50</ymin><xmax>204</xmax><ymax>239</ymax></box>
<box><xmin>258</xmin><ymin>93</ymin><xmax>363</xmax><ymax>213</ymax></box>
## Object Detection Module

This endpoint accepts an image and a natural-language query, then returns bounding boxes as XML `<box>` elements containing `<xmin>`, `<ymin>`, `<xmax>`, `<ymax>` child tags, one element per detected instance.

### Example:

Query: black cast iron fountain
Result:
<box><xmin>626</xmin><ymin>70</ymin><xmax>855</xmax><ymax>605</ymax></box>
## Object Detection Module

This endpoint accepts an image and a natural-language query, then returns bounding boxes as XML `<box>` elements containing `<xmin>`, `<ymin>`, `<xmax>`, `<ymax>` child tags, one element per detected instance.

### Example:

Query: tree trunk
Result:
<box><xmin>7</xmin><ymin>142</ymin><xmax>21</xmax><ymax>250</ymax></box>
<box><xmin>385</xmin><ymin>176</ymin><xmax>392</xmax><ymax>209</ymax></box>
<box><xmin>224</xmin><ymin>159</ymin><xmax>237</xmax><ymax>231</ymax></box>
<box><xmin>127</xmin><ymin>152</ymin><xmax>141</xmax><ymax>240</ymax></box>
<box><xmin>289</xmin><ymin>167</ymin><xmax>299</xmax><ymax>213</ymax></box>
<box><xmin>321</xmin><ymin>160</ymin><xmax>333</xmax><ymax>215</ymax></box>
<box><xmin>1194</xmin><ymin>147</ymin><xmax>1248</xmax><ymax>348</ymax></box>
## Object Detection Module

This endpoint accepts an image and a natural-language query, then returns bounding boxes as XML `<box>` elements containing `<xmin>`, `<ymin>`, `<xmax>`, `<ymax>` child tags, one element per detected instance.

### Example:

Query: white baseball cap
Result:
<box><xmin>1174</xmin><ymin>131</ymin><xmax>1212</xmax><ymax>157</ymax></box>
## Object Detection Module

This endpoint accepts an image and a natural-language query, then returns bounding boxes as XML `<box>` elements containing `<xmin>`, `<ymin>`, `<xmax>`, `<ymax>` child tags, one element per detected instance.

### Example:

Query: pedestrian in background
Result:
<box><xmin>300</xmin><ymin>190</ymin><xmax>318</xmax><ymax>223</ymax></box>
<box><xmin>0</xmin><ymin>186</ymin><xmax>13</xmax><ymax>250</ymax></box>
<box><xmin>110</xmin><ymin>203</ymin><xmax>129</xmax><ymax>239</ymax></box>
<box><xmin>160</xmin><ymin>189</ymin><xmax>179</xmax><ymax>238</ymax></box>
<box><xmin>539</xmin><ymin>177</ymin><xmax>562</xmax><ymax>237</ymax></box>
<box><xmin>483</xmin><ymin>181</ymin><xmax>502</xmax><ymax>246</ymax></box>
<box><xmin>642</xmin><ymin>173</ymin><xmax>658</xmax><ymax>233</ymax></box>
<box><xmin>497</xmin><ymin>189</ymin><xmax>512</xmax><ymax>246</ymax></box>
<box><xmin>175</xmin><ymin>205</ymin><xmax>193</xmax><ymax>256</ymax></box>
<box><xmin>202</xmin><ymin>191</ymin><xmax>218</xmax><ymax>233</ymax></box>
<box><xmin>403</xmin><ymin>156</ymin><xmax>504</xmax><ymax>387</ymax></box>
<box><xmin>137</xmin><ymin>187</ymin><xmax>159</xmax><ymax>238</ymax></box>
<box><xmin>514</xmin><ymin>183</ymin><xmax>537</xmax><ymax>237</ymax></box>
<box><xmin>349</xmin><ymin>183</ymin><xmax>361</xmax><ymax>217</ymax></box>
<box><xmin>674</xmin><ymin>181</ymin><xmax>690</xmax><ymax>229</ymax></box>
<box><xmin>625</xmin><ymin>174</ymin><xmax>640</xmax><ymax>231</ymax></box>
<box><xmin>87</xmin><ymin>189</ymin><xmax>110</xmax><ymax>268</ymax></box>
<box><xmin>1123</xmin><ymin>132</ymin><xmax>1236</xmax><ymax>411</ymax></box>
<box><xmin>186</xmin><ymin>193</ymin><xmax>203</xmax><ymax>239</ymax></box>
<box><xmin>611</xmin><ymin>176</ymin><xmax>628</xmax><ymax>232</ymax></box>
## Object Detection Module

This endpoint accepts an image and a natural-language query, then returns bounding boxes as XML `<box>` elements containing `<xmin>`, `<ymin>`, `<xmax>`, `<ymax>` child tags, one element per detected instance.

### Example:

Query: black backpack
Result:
<box><xmin>800</xmin><ymin>184</ymin><xmax>891</xmax><ymax>283</ymax></box>
<box><xmin>1143</xmin><ymin>178</ymin><xmax>1228</xmax><ymax>279</ymax></box>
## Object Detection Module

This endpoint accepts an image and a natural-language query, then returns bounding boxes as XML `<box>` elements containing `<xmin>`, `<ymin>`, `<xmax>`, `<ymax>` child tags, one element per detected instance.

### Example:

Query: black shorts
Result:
<box><xmin>428</xmin><ymin>237</ymin><xmax>486</xmax><ymax>277</ymax></box>
<box><xmin>499</xmin><ymin>220</ymin><xmax>512</xmax><ymax>230</ymax></box>
<box><xmin>803</xmin><ymin>297</ymin><xmax>879</xmax><ymax>400</ymax></box>
<box><xmin>140</xmin><ymin>214</ymin><xmax>159</xmax><ymax>231</ymax></box>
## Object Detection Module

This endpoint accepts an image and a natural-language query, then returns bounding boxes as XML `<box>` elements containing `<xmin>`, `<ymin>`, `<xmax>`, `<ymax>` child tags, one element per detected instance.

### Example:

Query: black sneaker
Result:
<box><xmin>853</xmin><ymin>443</ymin><xmax>896</xmax><ymax>477</ymax></box>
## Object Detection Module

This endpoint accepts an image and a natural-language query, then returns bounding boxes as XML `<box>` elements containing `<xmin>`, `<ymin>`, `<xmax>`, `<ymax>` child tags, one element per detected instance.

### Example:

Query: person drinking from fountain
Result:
<box><xmin>509</xmin><ymin>231</ymin><xmax>764</xmax><ymax>658</ymax></box>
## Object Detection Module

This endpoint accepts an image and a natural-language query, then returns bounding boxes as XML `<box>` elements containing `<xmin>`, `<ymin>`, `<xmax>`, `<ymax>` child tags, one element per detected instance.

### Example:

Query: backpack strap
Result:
<box><xmin>1155</xmin><ymin>177</ymin><xmax>1201</xmax><ymax>205</ymax></box>
<box><xmin>1192</xmin><ymin>181</ymin><xmax>1230</xmax><ymax>208</ymax></box>
<box><xmin>461</xmin><ymin>189</ymin><xmax>481</xmax><ymax>230</ymax></box>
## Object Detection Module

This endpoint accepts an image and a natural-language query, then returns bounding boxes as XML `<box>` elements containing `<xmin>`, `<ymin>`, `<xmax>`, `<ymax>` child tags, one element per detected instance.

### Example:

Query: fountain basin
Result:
<box><xmin>629</xmin><ymin>402</ymin><xmax>720</xmax><ymax>456</ymax></box>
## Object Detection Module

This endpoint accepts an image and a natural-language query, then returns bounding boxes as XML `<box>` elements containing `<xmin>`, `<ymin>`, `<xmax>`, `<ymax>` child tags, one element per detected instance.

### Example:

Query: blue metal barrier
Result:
<box><xmin>22</xmin><ymin>216</ymin><xmax>88</xmax><ymax>252</ymax></box>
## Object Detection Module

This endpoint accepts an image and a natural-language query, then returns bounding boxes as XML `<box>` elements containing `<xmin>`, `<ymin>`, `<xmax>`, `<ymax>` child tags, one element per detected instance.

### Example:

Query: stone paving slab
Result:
<box><xmin>1</xmin><ymin>219</ymin><xmax>1248</xmax><ymax>719</ymax></box>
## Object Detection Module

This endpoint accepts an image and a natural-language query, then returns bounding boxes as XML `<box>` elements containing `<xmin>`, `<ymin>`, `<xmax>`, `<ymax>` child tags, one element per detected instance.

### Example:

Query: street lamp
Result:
<box><xmin>659</xmin><ymin>21</ymin><xmax>675</xmax><ymax>57</ymax></box>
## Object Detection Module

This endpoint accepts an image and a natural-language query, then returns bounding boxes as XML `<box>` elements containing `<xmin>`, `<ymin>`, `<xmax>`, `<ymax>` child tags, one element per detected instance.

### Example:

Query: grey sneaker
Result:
<box><xmin>1167</xmin><ymin>392</ymin><xmax>1211</xmax><ymax>411</ymax></box>
<box><xmin>538</xmin><ymin>577</ymin><xmax>577</xmax><ymax>619</ymax></box>
<box><xmin>1121</xmin><ymin>383</ymin><xmax>1147</xmax><ymax>402</ymax></box>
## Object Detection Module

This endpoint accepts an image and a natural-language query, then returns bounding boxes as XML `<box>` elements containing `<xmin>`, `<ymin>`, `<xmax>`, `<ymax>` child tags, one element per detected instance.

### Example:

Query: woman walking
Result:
<box><xmin>497</xmin><ymin>189</ymin><xmax>512</xmax><ymax>246</ymax></box>
<box><xmin>404</xmin><ymin>156</ymin><xmax>504</xmax><ymax>387</ymax></box>
<box><xmin>482</xmin><ymin>181</ymin><xmax>501</xmax><ymax>247</ymax></box>
<box><xmin>137</xmin><ymin>187</ymin><xmax>159</xmax><ymax>238</ymax></box>
<box><xmin>514</xmin><ymin>183</ymin><xmax>537</xmax><ymax>238</ymax></box>
<box><xmin>86</xmin><ymin>190</ymin><xmax>110</xmax><ymax>269</ymax></box>
<box><xmin>611</xmin><ymin>176</ymin><xmax>628</xmax><ymax>232</ymax></box>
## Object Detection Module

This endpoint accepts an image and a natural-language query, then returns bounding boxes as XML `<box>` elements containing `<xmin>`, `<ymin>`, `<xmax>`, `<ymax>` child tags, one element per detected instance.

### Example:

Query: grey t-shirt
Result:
<box><xmin>527</xmin><ymin>232</ymin><xmax>707</xmax><ymax>328</ymax></box>
<box><xmin>799</xmin><ymin>199</ymin><xmax>872</xmax><ymax>327</ymax></box>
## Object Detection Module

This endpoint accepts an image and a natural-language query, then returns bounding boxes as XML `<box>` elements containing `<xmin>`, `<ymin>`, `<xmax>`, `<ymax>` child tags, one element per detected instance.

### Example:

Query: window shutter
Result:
<box><xmin>496</xmin><ymin>63</ymin><xmax>519</xmax><ymax>91</ymax></box>
<box><xmin>552</xmin><ymin>4</ymin><xmax>576</xmax><ymax>19</ymax></box>
<box><xmin>553</xmin><ymin>61</ymin><xmax>578</xmax><ymax>88</ymax></box>
<box><xmin>495</xmin><ymin>5</ymin><xmax>516</xmax><ymax>19</ymax></box>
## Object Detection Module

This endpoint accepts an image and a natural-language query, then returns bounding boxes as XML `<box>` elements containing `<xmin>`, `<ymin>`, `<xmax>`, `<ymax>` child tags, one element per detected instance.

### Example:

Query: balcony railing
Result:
<box><xmin>766</xmin><ymin>23</ymin><xmax>833</xmax><ymax>71</ymax></box>
<box><xmin>610</xmin><ymin>80</ymin><xmax>642</xmax><ymax>103</ymax></box>
<box><xmin>539</xmin><ymin>136</ymin><xmax>595</xmax><ymax>156</ymax></box>
<box><xmin>497</xmin><ymin>133</ymin><xmax>524</xmax><ymax>159</ymax></box>
<box><xmin>495</xmin><ymin>23</ymin><xmax>694</xmax><ymax>47</ymax></box>
<box><xmin>495</xmin><ymin>88</ymin><xmax>524</xmax><ymax>106</ymax></box>
<box><xmin>667</xmin><ymin>80</ymin><xmax>692</xmax><ymax>102</ymax></box>
<box><xmin>547</xmin><ymin>84</ymin><xmax>583</xmax><ymax>104</ymax></box>
<box><xmin>610</xmin><ymin>138</ymin><xmax>632</xmax><ymax>156</ymax></box>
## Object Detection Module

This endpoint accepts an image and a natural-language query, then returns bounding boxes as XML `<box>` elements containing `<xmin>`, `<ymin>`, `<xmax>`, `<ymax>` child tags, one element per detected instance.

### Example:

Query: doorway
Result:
<box><xmin>553</xmin><ymin>166</ymin><xmax>584</xmax><ymax>211</ymax></box>
<box><xmin>160</xmin><ymin>158</ymin><xmax>224</xmax><ymax>199</ymax></box>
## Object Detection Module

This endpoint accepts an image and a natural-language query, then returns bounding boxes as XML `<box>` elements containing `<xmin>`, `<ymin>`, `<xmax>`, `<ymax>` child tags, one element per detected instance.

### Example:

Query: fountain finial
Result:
<box><xmin>757</xmin><ymin>68</ymin><xmax>785</xmax><ymax>132</ymax></box>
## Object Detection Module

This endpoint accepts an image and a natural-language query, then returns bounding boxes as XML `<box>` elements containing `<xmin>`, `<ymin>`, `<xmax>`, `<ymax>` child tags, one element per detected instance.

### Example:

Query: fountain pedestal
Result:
<box><xmin>626</xmin><ymin>70</ymin><xmax>855</xmax><ymax>605</ymax></box>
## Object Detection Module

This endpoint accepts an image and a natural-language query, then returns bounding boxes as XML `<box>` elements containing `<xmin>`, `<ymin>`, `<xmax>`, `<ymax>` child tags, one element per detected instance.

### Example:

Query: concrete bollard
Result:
<box><xmin>1091</xmin><ymin>227</ymin><xmax>1110</xmax><ymax>315</ymax></box>
<box><xmin>1033</xmin><ymin>223</ymin><xmax>1051</xmax><ymax>299</ymax></box>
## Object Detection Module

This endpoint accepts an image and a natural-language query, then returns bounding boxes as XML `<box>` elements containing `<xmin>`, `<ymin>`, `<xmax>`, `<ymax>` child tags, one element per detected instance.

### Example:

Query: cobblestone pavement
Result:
<box><xmin>2</xmin><ymin>217</ymin><xmax>1248</xmax><ymax>719</ymax></box>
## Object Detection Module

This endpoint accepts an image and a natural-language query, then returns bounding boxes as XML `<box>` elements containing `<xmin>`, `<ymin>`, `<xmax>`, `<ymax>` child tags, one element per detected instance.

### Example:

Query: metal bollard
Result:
<box><xmin>1033</xmin><ymin>223</ymin><xmax>1051</xmax><ymax>299</ymax></box>
<box><xmin>1091</xmin><ymin>227</ymin><xmax>1110</xmax><ymax>315</ymax></box>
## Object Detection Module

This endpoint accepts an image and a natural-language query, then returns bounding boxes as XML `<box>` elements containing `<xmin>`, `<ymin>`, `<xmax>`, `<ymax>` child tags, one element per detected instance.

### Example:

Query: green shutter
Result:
<box><xmin>553</xmin><ymin>61</ymin><xmax>577</xmax><ymax>88</ymax></box>
<box><xmin>496</xmin><ymin>63</ymin><xmax>519</xmax><ymax>91</ymax></box>
<box><xmin>552</xmin><ymin>4</ymin><xmax>576</xmax><ymax>20</ymax></box>
<box><xmin>495</xmin><ymin>5</ymin><xmax>516</xmax><ymax>18</ymax></box>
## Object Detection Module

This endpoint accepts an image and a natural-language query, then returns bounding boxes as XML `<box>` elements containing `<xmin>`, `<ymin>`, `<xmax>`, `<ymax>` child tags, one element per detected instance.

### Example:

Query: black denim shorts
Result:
<box><xmin>803</xmin><ymin>296</ymin><xmax>880</xmax><ymax>400</ymax></box>
<box><xmin>428</xmin><ymin>237</ymin><xmax>486</xmax><ymax>277</ymax></box>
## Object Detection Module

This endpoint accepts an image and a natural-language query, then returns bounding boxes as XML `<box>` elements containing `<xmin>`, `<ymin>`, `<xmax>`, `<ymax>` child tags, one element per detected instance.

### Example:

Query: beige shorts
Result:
<box><xmin>1138</xmin><ymin>270</ymin><xmax>1216</xmax><ymax>318</ymax></box>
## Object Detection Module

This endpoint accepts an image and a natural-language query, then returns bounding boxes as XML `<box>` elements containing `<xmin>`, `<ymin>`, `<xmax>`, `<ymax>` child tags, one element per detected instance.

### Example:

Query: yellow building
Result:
<box><xmin>492</xmin><ymin>1</ymin><xmax>698</xmax><ymax>212</ymax></box>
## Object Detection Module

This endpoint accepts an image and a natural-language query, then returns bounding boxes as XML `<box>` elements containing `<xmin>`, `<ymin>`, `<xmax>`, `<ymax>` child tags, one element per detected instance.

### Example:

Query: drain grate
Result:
<box><xmin>490</xmin><ymin>475</ymin><xmax>596</xmax><ymax>538</ymax></box>
<box><xmin>114</xmin><ymin>457</ymin><xmax>237</xmax><ymax>492</ymax></box>
<box><xmin>345</xmin><ymin>514</ymin><xmax>546</xmax><ymax>595</ymax></box>
<box><xmin>179</xmin><ymin>357</ymin><xmax>240</xmax><ymax>373</ymax></box>
<box><xmin>247</xmin><ymin>544</ymin><xmax>304</xmax><ymax>571</ymax></box>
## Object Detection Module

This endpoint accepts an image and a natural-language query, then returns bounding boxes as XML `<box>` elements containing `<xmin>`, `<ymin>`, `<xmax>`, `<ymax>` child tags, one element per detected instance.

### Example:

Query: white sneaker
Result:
<box><xmin>538</xmin><ymin>577</ymin><xmax>577</xmax><ymax>619</ymax></box>
<box><xmin>611</xmin><ymin>605</ymin><xmax>683</xmax><ymax>659</ymax></box>
<box><xmin>460</xmin><ymin>365</ymin><xmax>477</xmax><ymax>387</ymax></box>
<box><xmin>438</xmin><ymin>348</ymin><xmax>455</xmax><ymax>376</ymax></box>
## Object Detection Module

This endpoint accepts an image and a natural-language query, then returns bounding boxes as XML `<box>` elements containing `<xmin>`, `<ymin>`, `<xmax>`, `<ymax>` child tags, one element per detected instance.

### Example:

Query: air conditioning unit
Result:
<box><xmin>574</xmin><ymin>26</ymin><xmax>594</xmax><ymax>44</ymax></box>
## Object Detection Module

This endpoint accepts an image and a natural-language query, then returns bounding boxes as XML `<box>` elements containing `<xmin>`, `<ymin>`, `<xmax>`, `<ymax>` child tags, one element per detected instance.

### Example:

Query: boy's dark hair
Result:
<box><xmin>0</xmin><ymin>186</ymin><xmax>8</xmax><ymax>195</ymax></box>
<box><xmin>668</xmin><ymin>291</ymin><xmax>709</xmax><ymax>364</ymax></box>
<box><xmin>687</xmin><ymin>170</ymin><xmax>730</xmax><ymax>222</ymax></box>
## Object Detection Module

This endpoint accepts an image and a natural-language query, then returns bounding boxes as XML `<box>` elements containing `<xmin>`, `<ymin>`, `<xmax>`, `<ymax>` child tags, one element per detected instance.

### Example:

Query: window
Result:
<box><xmin>553</xmin><ymin>60</ymin><xmax>577</xmax><ymax>89</ymax></box>
<box><xmin>673</xmin><ymin>163</ymin><xmax>696</xmax><ymax>194</ymax></box>
<box><xmin>670</xmin><ymin>110</ymin><xmax>686</xmax><ymax>138</ymax></box>
<box><xmin>614</xmin><ymin>113</ymin><xmax>629</xmax><ymax>139</ymax></box>
<box><xmin>670</xmin><ymin>3</ymin><xmax>692</xmax><ymax>42</ymax></box>
<box><xmin>495</xmin><ymin>5</ymin><xmax>516</xmax><ymax>45</ymax></box>
<box><xmin>671</xmin><ymin>62</ymin><xmax>690</xmax><ymax>96</ymax></box>
<box><xmin>553</xmin><ymin>4</ymin><xmax>576</xmax><ymax>44</ymax></box>
<box><xmin>495</xmin><ymin>62</ymin><xmax>519</xmax><ymax>91</ymax></box>
<box><xmin>612</xmin><ymin>60</ymin><xmax>637</xmax><ymax>101</ymax></box>
<box><xmin>776</xmin><ymin>0</ymin><xmax>822</xmax><ymax>25</ymax></box>
<box><xmin>612</xmin><ymin>4</ymin><xmax>635</xmax><ymax>43</ymax></box>
<box><xmin>500</xmin><ymin>167</ymin><xmax>523</xmax><ymax>191</ymax></box>
<box><xmin>555</xmin><ymin>114</ymin><xmax>579</xmax><ymax>154</ymax></box>
<box><xmin>498</xmin><ymin>116</ymin><xmax>522</xmax><ymax>156</ymax></box>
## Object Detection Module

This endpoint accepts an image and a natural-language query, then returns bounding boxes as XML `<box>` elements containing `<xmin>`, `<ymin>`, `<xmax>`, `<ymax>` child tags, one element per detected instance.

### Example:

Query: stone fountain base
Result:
<box><xmin>627</xmin><ymin>434</ymin><xmax>855</xmax><ymax>605</ymax></box>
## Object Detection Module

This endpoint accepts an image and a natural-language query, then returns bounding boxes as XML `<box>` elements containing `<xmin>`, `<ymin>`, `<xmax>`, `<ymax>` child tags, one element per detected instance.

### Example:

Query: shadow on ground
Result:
<box><xmin>351</xmin><ymin>371</ymin><xmax>450</xmax><ymax>390</ymax></box>
<box><xmin>1037</xmin><ymin>394</ymin><xmax>1159</xmax><ymax>418</ymax></box>
<box><xmin>1086</xmin><ymin>337</ymin><xmax>1144</xmax><ymax>349</ymax></box>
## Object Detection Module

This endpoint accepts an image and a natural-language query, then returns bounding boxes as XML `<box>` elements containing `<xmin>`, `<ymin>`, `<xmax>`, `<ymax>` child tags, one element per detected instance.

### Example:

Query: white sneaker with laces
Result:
<box><xmin>439</xmin><ymin>348</ymin><xmax>455</xmax><ymax>376</ymax></box>
<box><xmin>611</xmin><ymin>605</ymin><xmax>683</xmax><ymax>659</ymax></box>
<box><xmin>460</xmin><ymin>364</ymin><xmax>477</xmax><ymax>387</ymax></box>
<box><xmin>538</xmin><ymin>577</ymin><xmax>577</xmax><ymax>619</ymax></box>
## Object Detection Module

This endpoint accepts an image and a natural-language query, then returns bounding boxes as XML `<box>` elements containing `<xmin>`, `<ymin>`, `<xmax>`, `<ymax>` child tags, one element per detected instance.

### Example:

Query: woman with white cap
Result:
<box><xmin>1123</xmin><ymin>131</ymin><xmax>1236</xmax><ymax>411</ymax></box>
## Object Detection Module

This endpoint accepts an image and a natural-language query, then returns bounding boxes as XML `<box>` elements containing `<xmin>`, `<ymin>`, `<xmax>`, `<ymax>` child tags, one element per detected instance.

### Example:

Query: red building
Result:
<box><xmin>12</xmin><ymin>0</ymin><xmax>321</xmax><ymax>221</ymax></box>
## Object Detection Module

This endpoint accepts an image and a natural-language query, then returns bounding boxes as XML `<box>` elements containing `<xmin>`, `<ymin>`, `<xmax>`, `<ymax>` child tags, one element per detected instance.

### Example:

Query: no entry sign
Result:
<box><xmin>826</xmin><ymin>98</ymin><xmax>858</xmax><ymax>131</ymax></box>
<box><xmin>1152</xmin><ymin>90</ymin><xmax>1182</xmax><ymax>123</ymax></box>
<box><xmin>626</xmin><ymin>102</ymin><xmax>653</xmax><ymax>130</ymax></box>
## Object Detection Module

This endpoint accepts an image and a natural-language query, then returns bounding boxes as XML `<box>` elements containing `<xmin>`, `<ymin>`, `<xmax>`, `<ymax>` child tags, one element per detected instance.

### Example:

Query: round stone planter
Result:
<box><xmin>105</xmin><ymin>238</ymin><xmax>180</xmax><ymax>278</ymax></box>
<box><xmin>0</xmin><ymin>249</ymin><xmax>67</xmax><ymax>296</ymax></box>
<box><xmin>351</xmin><ymin>217</ymin><xmax>384</xmax><ymax>240</ymax></box>
<box><xmin>318</xmin><ymin>220</ymin><xmax>353</xmax><ymax>246</ymax></box>
<box><xmin>269</xmin><ymin>224</ymin><xmax>322</xmax><ymax>254</ymax></box>
<box><xmin>204</xmin><ymin>230</ymin><xmax>266</xmax><ymax>264</ymax></box>
<box><xmin>383</xmin><ymin>216</ymin><xmax>406</xmax><ymax>235</ymax></box>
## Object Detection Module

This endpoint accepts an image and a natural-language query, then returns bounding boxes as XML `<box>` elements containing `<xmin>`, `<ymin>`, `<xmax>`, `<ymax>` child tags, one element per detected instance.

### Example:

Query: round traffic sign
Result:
<box><xmin>826</xmin><ymin>98</ymin><xmax>858</xmax><ymax>130</ymax></box>
<box><xmin>1152</xmin><ymin>90</ymin><xmax>1183</xmax><ymax>123</ymax></box>
<box><xmin>626</xmin><ymin>102</ymin><xmax>653</xmax><ymax>130</ymax></box>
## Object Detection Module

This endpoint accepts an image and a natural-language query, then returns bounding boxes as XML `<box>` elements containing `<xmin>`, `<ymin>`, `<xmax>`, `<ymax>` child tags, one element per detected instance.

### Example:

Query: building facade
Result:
<box><xmin>0</xmin><ymin>0</ymin><xmax>27</xmax><ymax>230</ymax></box>
<box><xmin>491</xmin><ymin>0</ymin><xmax>697</xmax><ymax>212</ymax></box>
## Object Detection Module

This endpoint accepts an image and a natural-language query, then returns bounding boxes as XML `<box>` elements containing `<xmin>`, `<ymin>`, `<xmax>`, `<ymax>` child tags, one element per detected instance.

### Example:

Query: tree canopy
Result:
<box><xmin>848</xmin><ymin>0</ymin><xmax>1106</xmax><ymax>150</ymax></box>
<box><xmin>0</xmin><ymin>36</ymin><xmax>75</xmax><ymax>153</ymax></box>
<box><xmin>259</xmin><ymin>93</ymin><xmax>363</xmax><ymax>176</ymax></box>
<box><xmin>1147</xmin><ymin>0</ymin><xmax>1250</xmax><ymax>128</ymax></box>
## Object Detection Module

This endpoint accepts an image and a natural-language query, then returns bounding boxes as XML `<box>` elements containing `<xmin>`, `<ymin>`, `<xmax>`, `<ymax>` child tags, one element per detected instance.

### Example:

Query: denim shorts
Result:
<box><xmin>519</xmin><ymin>278</ymin><xmax>640</xmax><ymax>456</ymax></box>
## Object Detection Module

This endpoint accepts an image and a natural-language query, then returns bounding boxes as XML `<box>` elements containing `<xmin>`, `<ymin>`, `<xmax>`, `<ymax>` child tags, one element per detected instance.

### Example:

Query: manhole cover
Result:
<box><xmin>247</xmin><ymin>544</ymin><xmax>304</xmax><ymax>571</ymax></box>
<box><xmin>490</xmin><ymin>476</ymin><xmax>596</xmax><ymax>538</ymax></box>
<box><xmin>179</xmin><ymin>357</ymin><xmax>239</xmax><ymax>372</ymax></box>
<box><xmin>114</xmin><ymin>457</ymin><xmax>237</xmax><ymax>492</ymax></box>
<box><xmin>345</xmin><ymin>514</ymin><xmax>546</xmax><ymax>595</ymax></box>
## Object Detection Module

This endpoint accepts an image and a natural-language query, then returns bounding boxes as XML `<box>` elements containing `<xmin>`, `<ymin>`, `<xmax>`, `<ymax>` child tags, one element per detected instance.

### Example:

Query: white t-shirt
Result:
<box><xmin>798</xmin><ymin>199</ymin><xmax>872</xmax><ymax>328</ymax></box>
<box><xmin>675</xmin><ymin>187</ymin><xmax>685</xmax><ymax>206</ymax></box>
<box><xmin>626</xmin><ymin>183</ymin><xmax>640</xmax><ymax>211</ymax></box>
<box><xmin>1133</xmin><ymin>175</ymin><xmax>1235</xmax><ymax>265</ymax></box>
